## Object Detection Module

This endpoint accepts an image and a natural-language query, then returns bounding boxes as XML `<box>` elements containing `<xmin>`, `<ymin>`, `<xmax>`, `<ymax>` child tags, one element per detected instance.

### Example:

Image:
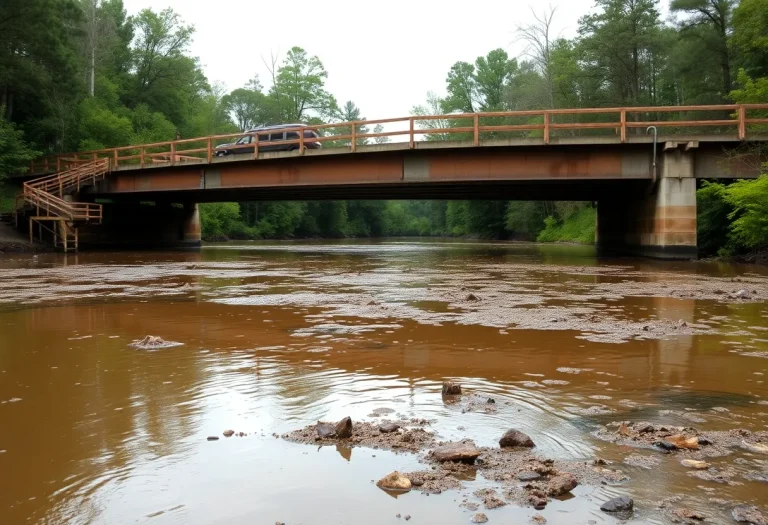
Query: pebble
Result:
<box><xmin>601</xmin><ymin>496</ymin><xmax>634</xmax><ymax>513</ymax></box>
<box><xmin>471</xmin><ymin>513</ymin><xmax>489</xmax><ymax>523</ymax></box>
<box><xmin>206</xmin><ymin>436</ymin><xmax>219</xmax><ymax>441</ymax></box>
<box><xmin>223</xmin><ymin>430</ymin><xmax>234</xmax><ymax>437</ymax></box>
<box><xmin>404</xmin><ymin>515</ymin><xmax>411</xmax><ymax>521</ymax></box>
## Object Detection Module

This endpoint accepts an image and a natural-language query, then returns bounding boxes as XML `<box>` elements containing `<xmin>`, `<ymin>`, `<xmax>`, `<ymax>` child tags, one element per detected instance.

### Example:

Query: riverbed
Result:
<box><xmin>1</xmin><ymin>240</ymin><xmax>767</xmax><ymax>524</ymax></box>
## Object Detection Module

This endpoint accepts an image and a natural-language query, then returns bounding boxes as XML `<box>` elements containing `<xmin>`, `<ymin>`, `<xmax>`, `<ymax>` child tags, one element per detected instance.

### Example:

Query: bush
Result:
<box><xmin>723</xmin><ymin>175</ymin><xmax>768</xmax><ymax>252</ymax></box>
<box><xmin>536</xmin><ymin>206</ymin><xmax>596</xmax><ymax>244</ymax></box>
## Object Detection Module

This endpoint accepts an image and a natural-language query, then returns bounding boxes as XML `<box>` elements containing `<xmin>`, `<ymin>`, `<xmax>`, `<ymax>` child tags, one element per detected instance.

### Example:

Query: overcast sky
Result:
<box><xmin>122</xmin><ymin>0</ymin><xmax>606</xmax><ymax>119</ymax></box>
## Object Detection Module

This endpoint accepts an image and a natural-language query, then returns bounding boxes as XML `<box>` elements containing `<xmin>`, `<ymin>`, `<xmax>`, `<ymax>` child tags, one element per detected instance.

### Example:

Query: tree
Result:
<box><xmin>270</xmin><ymin>47</ymin><xmax>338</xmax><ymax>122</ymax></box>
<box><xmin>223</xmin><ymin>87</ymin><xmax>268</xmax><ymax>131</ymax></box>
<box><xmin>577</xmin><ymin>0</ymin><xmax>664</xmax><ymax>105</ymax></box>
<box><xmin>731</xmin><ymin>0</ymin><xmax>768</xmax><ymax>78</ymax></box>
<box><xmin>372</xmin><ymin>124</ymin><xmax>390</xmax><ymax>144</ymax></box>
<box><xmin>671</xmin><ymin>0</ymin><xmax>735</xmax><ymax>97</ymax></box>
<box><xmin>443</xmin><ymin>49</ymin><xmax>517</xmax><ymax>113</ymax></box>
<box><xmin>0</xmin><ymin>112</ymin><xmax>38</xmax><ymax>179</ymax></box>
<box><xmin>517</xmin><ymin>6</ymin><xmax>559</xmax><ymax>108</ymax></box>
<box><xmin>334</xmin><ymin>100</ymin><xmax>369</xmax><ymax>145</ymax></box>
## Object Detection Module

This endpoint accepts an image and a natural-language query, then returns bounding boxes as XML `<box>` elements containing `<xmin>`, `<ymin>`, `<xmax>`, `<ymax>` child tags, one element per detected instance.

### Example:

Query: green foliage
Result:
<box><xmin>723</xmin><ymin>176</ymin><xmax>768</xmax><ymax>251</ymax></box>
<box><xmin>200</xmin><ymin>203</ymin><xmax>241</xmax><ymax>241</ymax></box>
<box><xmin>0</xmin><ymin>113</ymin><xmax>38</xmax><ymax>179</ymax></box>
<box><xmin>697</xmin><ymin>181</ymin><xmax>733</xmax><ymax>256</ymax></box>
<box><xmin>270</xmin><ymin>47</ymin><xmax>338</xmax><ymax>122</ymax></box>
<box><xmin>731</xmin><ymin>0</ymin><xmax>768</xmax><ymax>78</ymax></box>
<box><xmin>536</xmin><ymin>206</ymin><xmax>596</xmax><ymax>244</ymax></box>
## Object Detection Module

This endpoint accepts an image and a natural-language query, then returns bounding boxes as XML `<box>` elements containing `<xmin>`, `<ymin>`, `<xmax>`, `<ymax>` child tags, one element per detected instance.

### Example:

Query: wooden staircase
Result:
<box><xmin>18</xmin><ymin>159</ymin><xmax>110</xmax><ymax>252</ymax></box>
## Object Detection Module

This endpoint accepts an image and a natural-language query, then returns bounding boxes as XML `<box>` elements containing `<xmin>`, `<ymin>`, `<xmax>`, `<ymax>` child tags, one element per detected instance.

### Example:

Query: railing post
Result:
<box><xmin>140</xmin><ymin>147</ymin><xmax>145</xmax><ymax>169</ymax></box>
<box><xmin>351</xmin><ymin>122</ymin><xmax>357</xmax><ymax>152</ymax></box>
<box><xmin>543</xmin><ymin>111</ymin><xmax>550</xmax><ymax>145</ymax></box>
<box><xmin>620</xmin><ymin>109</ymin><xmax>627</xmax><ymax>143</ymax></box>
<box><xmin>170</xmin><ymin>142</ymin><xmax>176</xmax><ymax>166</ymax></box>
<box><xmin>207</xmin><ymin>138</ymin><xmax>213</xmax><ymax>163</ymax></box>
<box><xmin>738</xmin><ymin>106</ymin><xmax>747</xmax><ymax>140</ymax></box>
<box><xmin>299</xmin><ymin>130</ymin><xmax>305</xmax><ymax>155</ymax></box>
<box><xmin>409</xmin><ymin>118</ymin><xmax>415</xmax><ymax>149</ymax></box>
<box><xmin>254</xmin><ymin>134</ymin><xmax>259</xmax><ymax>159</ymax></box>
<box><xmin>473</xmin><ymin>114</ymin><xmax>479</xmax><ymax>146</ymax></box>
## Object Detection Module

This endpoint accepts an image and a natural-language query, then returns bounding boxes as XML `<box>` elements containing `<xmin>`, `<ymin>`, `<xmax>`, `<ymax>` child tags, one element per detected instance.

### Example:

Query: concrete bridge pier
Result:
<box><xmin>597</xmin><ymin>142</ymin><xmax>698</xmax><ymax>259</ymax></box>
<box><xmin>79</xmin><ymin>201</ymin><xmax>202</xmax><ymax>250</ymax></box>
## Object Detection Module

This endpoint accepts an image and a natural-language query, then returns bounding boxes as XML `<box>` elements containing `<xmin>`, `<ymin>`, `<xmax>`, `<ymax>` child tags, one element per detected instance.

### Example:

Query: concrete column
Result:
<box><xmin>182</xmin><ymin>203</ymin><xmax>202</xmax><ymax>246</ymax></box>
<box><xmin>597</xmin><ymin>142</ymin><xmax>698</xmax><ymax>259</ymax></box>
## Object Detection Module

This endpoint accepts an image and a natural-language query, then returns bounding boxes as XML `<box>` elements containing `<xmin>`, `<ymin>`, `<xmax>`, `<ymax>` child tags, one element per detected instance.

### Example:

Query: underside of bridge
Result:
<box><xmin>20</xmin><ymin>138</ymin><xmax>759</xmax><ymax>257</ymax></box>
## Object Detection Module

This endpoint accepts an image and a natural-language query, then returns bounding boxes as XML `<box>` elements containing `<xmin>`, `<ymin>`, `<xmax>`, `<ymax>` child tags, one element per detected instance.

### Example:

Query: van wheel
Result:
<box><xmin>216</xmin><ymin>151</ymin><xmax>226</xmax><ymax>157</ymax></box>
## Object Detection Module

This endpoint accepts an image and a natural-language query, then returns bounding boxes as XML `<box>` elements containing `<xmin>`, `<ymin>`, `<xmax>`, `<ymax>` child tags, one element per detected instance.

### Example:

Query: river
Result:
<box><xmin>1</xmin><ymin>240</ymin><xmax>767</xmax><ymax>525</ymax></box>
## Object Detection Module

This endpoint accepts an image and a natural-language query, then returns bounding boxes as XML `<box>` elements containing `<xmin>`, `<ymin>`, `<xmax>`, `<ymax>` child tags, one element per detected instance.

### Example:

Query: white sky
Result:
<box><xmin>122</xmin><ymin>0</ymin><xmax>604</xmax><ymax>120</ymax></box>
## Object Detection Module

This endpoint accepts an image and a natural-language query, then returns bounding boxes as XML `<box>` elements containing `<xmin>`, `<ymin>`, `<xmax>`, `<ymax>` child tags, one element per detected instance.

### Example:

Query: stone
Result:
<box><xmin>742</xmin><ymin>441</ymin><xmax>768</xmax><ymax>454</ymax></box>
<box><xmin>518</xmin><ymin>471</ymin><xmax>542</xmax><ymax>482</ymax></box>
<box><xmin>528</xmin><ymin>489</ymin><xmax>547</xmax><ymax>510</ymax></box>
<box><xmin>466</xmin><ymin>294</ymin><xmax>480</xmax><ymax>302</ymax></box>
<box><xmin>378</xmin><ymin>422</ymin><xmax>401</xmax><ymax>433</ymax></box>
<box><xmin>376</xmin><ymin>471</ymin><xmax>412</xmax><ymax>491</ymax></box>
<box><xmin>404</xmin><ymin>515</ymin><xmax>411</xmax><ymax>521</ymax></box>
<box><xmin>442</xmin><ymin>381</ymin><xmax>462</xmax><ymax>395</ymax></box>
<box><xmin>673</xmin><ymin>508</ymin><xmax>707</xmax><ymax>521</ymax></box>
<box><xmin>335</xmin><ymin>417</ymin><xmax>353</xmax><ymax>438</ymax></box>
<box><xmin>223</xmin><ymin>429</ymin><xmax>234</xmax><ymax>437</ymax></box>
<box><xmin>732</xmin><ymin>505</ymin><xmax>766</xmax><ymax>525</ymax></box>
<box><xmin>667</xmin><ymin>434</ymin><xmax>700</xmax><ymax>450</ymax></box>
<box><xmin>531</xmin><ymin>515</ymin><xmax>547</xmax><ymax>524</ymax></box>
<box><xmin>316</xmin><ymin>422</ymin><xmax>337</xmax><ymax>438</ymax></box>
<box><xmin>471</xmin><ymin>513</ymin><xmax>489</xmax><ymax>523</ymax></box>
<box><xmin>735</xmin><ymin>289</ymin><xmax>751</xmax><ymax>300</ymax></box>
<box><xmin>499</xmin><ymin>429</ymin><xmax>535</xmax><ymax>448</ymax></box>
<box><xmin>681</xmin><ymin>459</ymin><xmax>710</xmax><ymax>469</ymax></box>
<box><xmin>618</xmin><ymin>422</ymin><xmax>632</xmax><ymax>436</ymax></box>
<box><xmin>546</xmin><ymin>473</ymin><xmax>578</xmax><ymax>497</ymax></box>
<box><xmin>601</xmin><ymin>496</ymin><xmax>634</xmax><ymax>513</ymax></box>
<box><xmin>432</xmin><ymin>442</ymin><xmax>481</xmax><ymax>463</ymax></box>
<box><xmin>657</xmin><ymin>440</ymin><xmax>679</xmax><ymax>451</ymax></box>
<box><xmin>206</xmin><ymin>436</ymin><xmax>219</xmax><ymax>441</ymax></box>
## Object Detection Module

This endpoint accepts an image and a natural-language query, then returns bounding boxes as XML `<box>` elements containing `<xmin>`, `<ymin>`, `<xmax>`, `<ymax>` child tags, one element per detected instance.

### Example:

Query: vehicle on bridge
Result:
<box><xmin>214</xmin><ymin>123</ymin><xmax>321</xmax><ymax>156</ymax></box>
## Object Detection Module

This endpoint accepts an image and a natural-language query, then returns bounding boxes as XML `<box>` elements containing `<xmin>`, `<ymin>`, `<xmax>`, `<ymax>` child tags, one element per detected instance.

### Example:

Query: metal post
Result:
<box><xmin>646</xmin><ymin>126</ymin><xmax>658</xmax><ymax>183</ymax></box>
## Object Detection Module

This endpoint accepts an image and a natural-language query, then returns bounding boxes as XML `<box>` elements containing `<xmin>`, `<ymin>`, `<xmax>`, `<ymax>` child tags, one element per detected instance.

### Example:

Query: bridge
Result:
<box><xmin>9</xmin><ymin>104</ymin><xmax>768</xmax><ymax>257</ymax></box>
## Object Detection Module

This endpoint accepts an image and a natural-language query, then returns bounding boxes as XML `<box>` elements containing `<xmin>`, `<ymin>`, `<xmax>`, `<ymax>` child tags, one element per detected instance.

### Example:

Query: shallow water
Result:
<box><xmin>1</xmin><ymin>240</ymin><xmax>767</xmax><ymax>524</ymax></box>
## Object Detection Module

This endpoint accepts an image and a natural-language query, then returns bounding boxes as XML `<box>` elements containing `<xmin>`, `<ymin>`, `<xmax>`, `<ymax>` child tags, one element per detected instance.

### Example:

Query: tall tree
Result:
<box><xmin>517</xmin><ymin>6</ymin><xmax>559</xmax><ymax>108</ymax></box>
<box><xmin>270</xmin><ymin>47</ymin><xmax>338</xmax><ymax>122</ymax></box>
<box><xmin>731</xmin><ymin>0</ymin><xmax>768</xmax><ymax>78</ymax></box>
<box><xmin>671</xmin><ymin>0</ymin><xmax>735</xmax><ymax>97</ymax></box>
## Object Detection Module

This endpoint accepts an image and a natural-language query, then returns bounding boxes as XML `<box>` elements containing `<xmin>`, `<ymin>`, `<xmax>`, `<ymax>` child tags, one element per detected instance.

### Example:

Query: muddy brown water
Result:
<box><xmin>1</xmin><ymin>240</ymin><xmax>767</xmax><ymax>525</ymax></box>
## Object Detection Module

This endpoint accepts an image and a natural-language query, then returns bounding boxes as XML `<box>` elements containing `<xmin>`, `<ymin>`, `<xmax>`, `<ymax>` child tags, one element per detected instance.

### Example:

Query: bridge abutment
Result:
<box><xmin>79</xmin><ymin>201</ymin><xmax>201</xmax><ymax>250</ymax></box>
<box><xmin>597</xmin><ymin>143</ymin><xmax>698</xmax><ymax>259</ymax></box>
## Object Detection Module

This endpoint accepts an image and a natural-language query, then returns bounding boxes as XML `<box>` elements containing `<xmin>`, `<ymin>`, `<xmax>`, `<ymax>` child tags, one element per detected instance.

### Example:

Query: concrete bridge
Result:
<box><xmin>13</xmin><ymin>104</ymin><xmax>768</xmax><ymax>257</ymax></box>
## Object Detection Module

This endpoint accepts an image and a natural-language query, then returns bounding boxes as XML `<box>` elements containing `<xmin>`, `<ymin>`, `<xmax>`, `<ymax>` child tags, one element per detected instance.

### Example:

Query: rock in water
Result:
<box><xmin>223</xmin><ymin>429</ymin><xmax>234</xmax><ymax>437</ymax></box>
<box><xmin>432</xmin><ymin>442</ymin><xmax>481</xmax><ymax>463</ymax></box>
<box><xmin>335</xmin><ymin>417</ymin><xmax>353</xmax><ymax>438</ymax></box>
<box><xmin>206</xmin><ymin>436</ymin><xmax>219</xmax><ymax>441</ymax></box>
<box><xmin>601</xmin><ymin>496</ymin><xmax>634</xmax><ymax>513</ymax></box>
<box><xmin>666</xmin><ymin>434</ymin><xmax>699</xmax><ymax>450</ymax></box>
<box><xmin>546</xmin><ymin>473</ymin><xmax>578</xmax><ymax>497</ymax></box>
<box><xmin>673</xmin><ymin>508</ymin><xmax>707</xmax><ymax>521</ymax></box>
<box><xmin>742</xmin><ymin>441</ymin><xmax>768</xmax><ymax>454</ymax></box>
<box><xmin>316</xmin><ymin>422</ymin><xmax>337</xmax><ymax>438</ymax></box>
<box><xmin>499</xmin><ymin>429</ymin><xmax>535</xmax><ymax>448</ymax></box>
<box><xmin>442</xmin><ymin>381</ymin><xmax>462</xmax><ymax>395</ymax></box>
<box><xmin>732</xmin><ymin>505</ymin><xmax>767</xmax><ymax>525</ymax></box>
<box><xmin>735</xmin><ymin>289</ymin><xmax>751</xmax><ymax>300</ymax></box>
<box><xmin>681</xmin><ymin>459</ymin><xmax>710</xmax><ymax>469</ymax></box>
<box><xmin>378</xmin><ymin>422</ymin><xmax>401</xmax><ymax>433</ymax></box>
<box><xmin>376</xmin><ymin>471</ymin><xmax>412</xmax><ymax>491</ymax></box>
<box><xmin>470</xmin><ymin>513</ymin><xmax>489</xmax><ymax>523</ymax></box>
<box><xmin>518</xmin><ymin>471</ymin><xmax>542</xmax><ymax>482</ymax></box>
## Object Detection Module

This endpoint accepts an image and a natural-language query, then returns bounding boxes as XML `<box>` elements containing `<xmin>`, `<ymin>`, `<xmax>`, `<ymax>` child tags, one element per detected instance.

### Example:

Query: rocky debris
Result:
<box><xmin>379</xmin><ymin>422</ymin><xmax>401</xmax><ymax>433</ymax></box>
<box><xmin>531</xmin><ymin>515</ymin><xmax>547</xmax><ymax>524</ymax></box>
<box><xmin>666</xmin><ymin>435</ymin><xmax>701</xmax><ymax>450</ymax></box>
<box><xmin>316</xmin><ymin>417</ymin><xmax>353</xmax><ymax>439</ymax></box>
<box><xmin>223</xmin><ymin>429</ymin><xmax>234</xmax><ymax>437</ymax></box>
<box><xmin>732</xmin><ymin>505</ymin><xmax>766</xmax><ymax>525</ymax></box>
<box><xmin>431</xmin><ymin>441</ymin><xmax>481</xmax><ymax>464</ymax></box>
<box><xmin>688</xmin><ymin>466</ymin><xmax>740</xmax><ymax>485</ymax></box>
<box><xmin>376</xmin><ymin>471</ymin><xmax>412</xmax><ymax>491</ymax></box>
<box><xmin>545</xmin><ymin>473</ymin><xmax>578</xmax><ymax>497</ymax></box>
<box><xmin>499</xmin><ymin>429</ymin><xmax>535</xmax><ymax>449</ymax></box>
<box><xmin>470</xmin><ymin>513</ymin><xmax>488</xmax><ymax>523</ymax></box>
<box><xmin>442</xmin><ymin>381</ymin><xmax>462</xmax><ymax>395</ymax></box>
<box><xmin>403</xmin><ymin>470</ymin><xmax>462</xmax><ymax>494</ymax></box>
<box><xmin>518</xmin><ymin>471</ymin><xmax>542</xmax><ymax>482</ymax></box>
<box><xmin>465</xmin><ymin>294</ymin><xmax>481</xmax><ymax>302</ymax></box>
<box><xmin>601</xmin><ymin>496</ymin><xmax>634</xmax><ymax>513</ymax></box>
<box><xmin>527</xmin><ymin>488</ymin><xmax>548</xmax><ymax>510</ymax></box>
<box><xmin>206</xmin><ymin>436</ymin><xmax>219</xmax><ymax>441</ymax></box>
<box><xmin>681</xmin><ymin>459</ymin><xmax>710</xmax><ymax>469</ymax></box>
<box><xmin>673</xmin><ymin>508</ymin><xmax>707</xmax><ymax>521</ymax></box>
<box><xmin>473</xmin><ymin>488</ymin><xmax>506</xmax><ymax>509</ymax></box>
<box><xmin>368</xmin><ymin>407</ymin><xmax>396</xmax><ymax>417</ymax></box>
<box><xmin>285</xmin><ymin>420</ymin><xmax>435</xmax><ymax>452</ymax></box>
<box><xmin>404</xmin><ymin>515</ymin><xmax>411</xmax><ymax>521</ymax></box>
<box><xmin>129</xmin><ymin>335</ymin><xmax>182</xmax><ymax>349</ymax></box>
<box><xmin>593</xmin><ymin>421</ymin><xmax>744</xmax><ymax>456</ymax></box>
<box><xmin>461</xmin><ymin>393</ymin><xmax>499</xmax><ymax>414</ymax></box>
<box><xmin>742</xmin><ymin>441</ymin><xmax>768</xmax><ymax>454</ymax></box>
<box><xmin>734</xmin><ymin>289</ymin><xmax>752</xmax><ymax>300</ymax></box>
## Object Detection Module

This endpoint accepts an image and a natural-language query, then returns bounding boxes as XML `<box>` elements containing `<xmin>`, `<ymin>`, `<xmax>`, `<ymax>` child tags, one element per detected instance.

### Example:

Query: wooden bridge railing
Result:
<box><xmin>29</xmin><ymin>104</ymin><xmax>768</xmax><ymax>175</ymax></box>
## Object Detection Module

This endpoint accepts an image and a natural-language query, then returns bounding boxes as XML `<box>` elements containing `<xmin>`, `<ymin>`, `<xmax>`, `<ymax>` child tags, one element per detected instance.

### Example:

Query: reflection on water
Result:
<box><xmin>0</xmin><ymin>240</ymin><xmax>767</xmax><ymax>524</ymax></box>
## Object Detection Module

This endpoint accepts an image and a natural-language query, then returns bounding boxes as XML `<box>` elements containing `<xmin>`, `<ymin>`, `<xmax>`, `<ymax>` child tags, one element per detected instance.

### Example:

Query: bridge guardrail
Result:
<box><xmin>29</xmin><ymin>104</ymin><xmax>768</xmax><ymax>175</ymax></box>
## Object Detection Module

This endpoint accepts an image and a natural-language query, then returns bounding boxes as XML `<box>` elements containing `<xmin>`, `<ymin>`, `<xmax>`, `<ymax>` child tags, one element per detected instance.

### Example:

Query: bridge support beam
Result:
<box><xmin>597</xmin><ymin>143</ymin><xmax>698</xmax><ymax>259</ymax></box>
<box><xmin>78</xmin><ymin>201</ymin><xmax>201</xmax><ymax>250</ymax></box>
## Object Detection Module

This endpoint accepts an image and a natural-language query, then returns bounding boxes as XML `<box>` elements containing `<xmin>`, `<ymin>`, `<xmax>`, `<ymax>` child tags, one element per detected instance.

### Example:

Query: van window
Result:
<box><xmin>257</xmin><ymin>133</ymin><xmax>269</xmax><ymax>142</ymax></box>
<box><xmin>270</xmin><ymin>132</ymin><xmax>284</xmax><ymax>141</ymax></box>
<box><xmin>286</xmin><ymin>132</ymin><xmax>299</xmax><ymax>140</ymax></box>
<box><xmin>236</xmin><ymin>135</ymin><xmax>252</xmax><ymax>145</ymax></box>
